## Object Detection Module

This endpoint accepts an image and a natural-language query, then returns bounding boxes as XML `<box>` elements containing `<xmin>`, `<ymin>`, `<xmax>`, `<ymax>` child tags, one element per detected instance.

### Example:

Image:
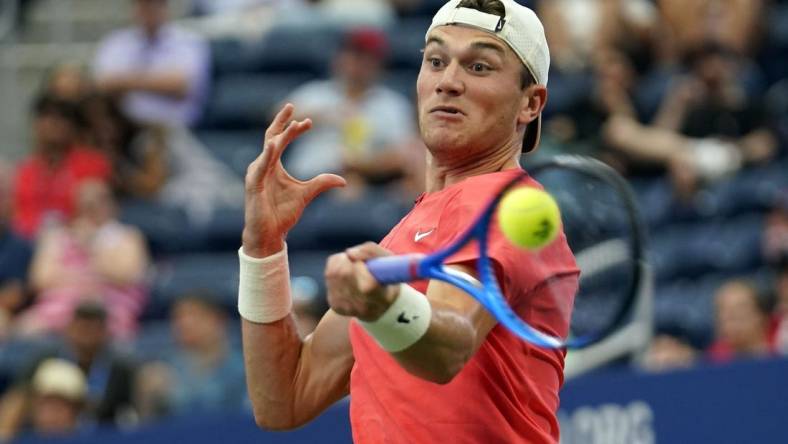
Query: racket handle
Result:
<box><xmin>366</xmin><ymin>255</ymin><xmax>425</xmax><ymax>284</ymax></box>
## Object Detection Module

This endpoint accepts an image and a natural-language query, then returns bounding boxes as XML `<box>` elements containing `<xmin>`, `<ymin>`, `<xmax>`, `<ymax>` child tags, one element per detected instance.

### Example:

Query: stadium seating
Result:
<box><xmin>201</xmin><ymin>72</ymin><xmax>315</xmax><ymax>129</ymax></box>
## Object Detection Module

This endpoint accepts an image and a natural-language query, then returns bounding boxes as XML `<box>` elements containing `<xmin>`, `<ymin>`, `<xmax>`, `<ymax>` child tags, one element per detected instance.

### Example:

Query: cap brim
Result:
<box><xmin>522</xmin><ymin>115</ymin><xmax>541</xmax><ymax>153</ymax></box>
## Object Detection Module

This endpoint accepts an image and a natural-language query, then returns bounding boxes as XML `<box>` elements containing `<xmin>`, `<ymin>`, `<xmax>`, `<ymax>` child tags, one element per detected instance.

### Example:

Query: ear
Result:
<box><xmin>517</xmin><ymin>85</ymin><xmax>548</xmax><ymax>126</ymax></box>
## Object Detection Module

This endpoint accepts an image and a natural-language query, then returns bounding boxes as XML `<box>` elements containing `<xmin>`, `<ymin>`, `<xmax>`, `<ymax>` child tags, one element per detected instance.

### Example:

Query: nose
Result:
<box><xmin>435</xmin><ymin>61</ymin><xmax>464</xmax><ymax>96</ymax></box>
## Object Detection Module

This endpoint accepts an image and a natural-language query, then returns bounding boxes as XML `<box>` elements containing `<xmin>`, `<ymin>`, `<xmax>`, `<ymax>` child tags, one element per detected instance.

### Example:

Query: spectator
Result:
<box><xmin>82</xmin><ymin>93</ymin><xmax>243</xmax><ymax>225</ymax></box>
<box><xmin>16</xmin><ymin>180</ymin><xmax>149</xmax><ymax>340</ymax></box>
<box><xmin>284</xmin><ymin>28</ymin><xmax>416</xmax><ymax>196</ymax></box>
<box><xmin>0</xmin><ymin>162</ymin><xmax>33</xmax><ymax>339</ymax></box>
<box><xmin>81</xmin><ymin>94</ymin><xmax>168</xmax><ymax>199</ymax></box>
<box><xmin>774</xmin><ymin>257</ymin><xmax>788</xmax><ymax>355</ymax></box>
<box><xmin>12</xmin><ymin>94</ymin><xmax>111</xmax><ymax>238</ymax></box>
<box><xmin>539</xmin><ymin>0</ymin><xmax>657</xmax><ymax>72</ymax></box>
<box><xmin>642</xmin><ymin>333</ymin><xmax>697</xmax><ymax>372</ymax></box>
<box><xmin>93</xmin><ymin>0</ymin><xmax>210</xmax><ymax>127</ymax></box>
<box><xmin>0</xmin><ymin>303</ymin><xmax>137</xmax><ymax>442</ymax></box>
<box><xmin>657</xmin><ymin>0</ymin><xmax>765</xmax><ymax>61</ymax></box>
<box><xmin>27</xmin><ymin>359</ymin><xmax>88</xmax><ymax>439</ymax></box>
<box><xmin>135</xmin><ymin>293</ymin><xmax>246</xmax><ymax>420</ymax></box>
<box><xmin>41</xmin><ymin>63</ymin><xmax>93</xmax><ymax>103</ymax></box>
<box><xmin>707</xmin><ymin>279</ymin><xmax>773</xmax><ymax>363</ymax></box>
<box><xmin>604</xmin><ymin>43</ymin><xmax>777</xmax><ymax>199</ymax></box>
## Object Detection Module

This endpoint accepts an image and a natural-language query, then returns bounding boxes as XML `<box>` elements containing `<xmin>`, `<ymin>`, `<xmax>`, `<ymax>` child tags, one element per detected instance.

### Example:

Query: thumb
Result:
<box><xmin>303</xmin><ymin>173</ymin><xmax>346</xmax><ymax>204</ymax></box>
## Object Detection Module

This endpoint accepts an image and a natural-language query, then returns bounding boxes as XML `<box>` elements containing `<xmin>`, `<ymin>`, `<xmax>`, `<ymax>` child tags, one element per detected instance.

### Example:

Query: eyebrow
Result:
<box><xmin>424</xmin><ymin>36</ymin><xmax>506</xmax><ymax>56</ymax></box>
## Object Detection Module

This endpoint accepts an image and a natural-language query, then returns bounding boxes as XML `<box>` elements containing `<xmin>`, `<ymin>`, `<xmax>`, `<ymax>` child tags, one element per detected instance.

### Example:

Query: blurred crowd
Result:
<box><xmin>0</xmin><ymin>0</ymin><xmax>787</xmax><ymax>440</ymax></box>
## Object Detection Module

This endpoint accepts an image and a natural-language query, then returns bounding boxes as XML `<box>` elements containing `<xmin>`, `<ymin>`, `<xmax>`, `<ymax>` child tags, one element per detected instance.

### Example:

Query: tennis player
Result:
<box><xmin>239</xmin><ymin>1</ymin><xmax>579</xmax><ymax>442</ymax></box>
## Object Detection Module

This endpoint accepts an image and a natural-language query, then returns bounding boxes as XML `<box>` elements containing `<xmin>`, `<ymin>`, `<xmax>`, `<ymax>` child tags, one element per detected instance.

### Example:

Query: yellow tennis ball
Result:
<box><xmin>497</xmin><ymin>187</ymin><xmax>561</xmax><ymax>250</ymax></box>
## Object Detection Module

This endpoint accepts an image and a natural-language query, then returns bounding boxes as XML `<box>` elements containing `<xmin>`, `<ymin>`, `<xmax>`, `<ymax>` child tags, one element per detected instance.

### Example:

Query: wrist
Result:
<box><xmin>359</xmin><ymin>284</ymin><xmax>432</xmax><ymax>353</ymax></box>
<box><xmin>242</xmin><ymin>230</ymin><xmax>285</xmax><ymax>258</ymax></box>
<box><xmin>237</xmin><ymin>245</ymin><xmax>292</xmax><ymax>323</ymax></box>
<box><xmin>360</xmin><ymin>285</ymin><xmax>400</xmax><ymax>322</ymax></box>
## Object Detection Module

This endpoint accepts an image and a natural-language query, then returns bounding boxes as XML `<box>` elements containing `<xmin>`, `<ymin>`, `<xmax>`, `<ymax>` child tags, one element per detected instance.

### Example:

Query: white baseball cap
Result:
<box><xmin>426</xmin><ymin>0</ymin><xmax>550</xmax><ymax>153</ymax></box>
<box><xmin>32</xmin><ymin>358</ymin><xmax>87</xmax><ymax>403</ymax></box>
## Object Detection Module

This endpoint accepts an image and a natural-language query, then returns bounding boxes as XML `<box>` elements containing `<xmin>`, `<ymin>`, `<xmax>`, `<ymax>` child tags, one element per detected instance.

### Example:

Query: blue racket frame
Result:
<box><xmin>367</xmin><ymin>170</ymin><xmax>566</xmax><ymax>348</ymax></box>
<box><xmin>366</xmin><ymin>156</ymin><xmax>645</xmax><ymax>350</ymax></box>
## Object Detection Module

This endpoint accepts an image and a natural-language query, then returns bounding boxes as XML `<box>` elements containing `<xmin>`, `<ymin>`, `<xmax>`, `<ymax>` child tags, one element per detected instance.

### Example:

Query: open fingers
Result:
<box><xmin>270</xmin><ymin>118</ymin><xmax>313</xmax><ymax>161</ymax></box>
<box><xmin>264</xmin><ymin>103</ymin><xmax>295</xmax><ymax>141</ymax></box>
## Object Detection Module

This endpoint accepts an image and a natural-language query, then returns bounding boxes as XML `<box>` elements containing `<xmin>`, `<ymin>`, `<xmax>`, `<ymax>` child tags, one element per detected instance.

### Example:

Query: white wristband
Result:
<box><xmin>238</xmin><ymin>245</ymin><xmax>292</xmax><ymax>323</ymax></box>
<box><xmin>359</xmin><ymin>284</ymin><xmax>432</xmax><ymax>352</ymax></box>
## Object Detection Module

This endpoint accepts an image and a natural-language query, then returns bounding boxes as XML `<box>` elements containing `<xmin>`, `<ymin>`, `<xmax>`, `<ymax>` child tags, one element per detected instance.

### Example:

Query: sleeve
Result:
<box><xmin>178</xmin><ymin>35</ymin><xmax>211</xmax><ymax>100</ymax></box>
<box><xmin>93</xmin><ymin>33</ymin><xmax>129</xmax><ymax>78</ymax></box>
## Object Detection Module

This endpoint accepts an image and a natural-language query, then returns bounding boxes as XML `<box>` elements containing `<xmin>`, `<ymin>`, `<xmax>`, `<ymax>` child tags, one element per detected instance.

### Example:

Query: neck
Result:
<box><xmin>424</xmin><ymin>136</ymin><xmax>521</xmax><ymax>192</ymax></box>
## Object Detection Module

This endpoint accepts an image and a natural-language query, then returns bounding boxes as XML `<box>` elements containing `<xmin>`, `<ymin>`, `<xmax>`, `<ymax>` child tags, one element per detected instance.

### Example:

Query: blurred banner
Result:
<box><xmin>559</xmin><ymin>357</ymin><xmax>788</xmax><ymax>444</ymax></box>
<box><xmin>13</xmin><ymin>358</ymin><xmax>788</xmax><ymax>444</ymax></box>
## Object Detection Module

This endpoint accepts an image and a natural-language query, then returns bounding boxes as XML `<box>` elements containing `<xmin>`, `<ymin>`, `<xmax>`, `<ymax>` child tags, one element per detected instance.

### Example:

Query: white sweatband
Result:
<box><xmin>359</xmin><ymin>284</ymin><xmax>432</xmax><ymax>352</ymax></box>
<box><xmin>238</xmin><ymin>245</ymin><xmax>292</xmax><ymax>323</ymax></box>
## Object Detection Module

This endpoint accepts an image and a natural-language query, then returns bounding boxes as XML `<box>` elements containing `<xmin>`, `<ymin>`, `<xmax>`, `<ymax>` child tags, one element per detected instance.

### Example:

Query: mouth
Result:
<box><xmin>429</xmin><ymin>105</ymin><xmax>465</xmax><ymax>116</ymax></box>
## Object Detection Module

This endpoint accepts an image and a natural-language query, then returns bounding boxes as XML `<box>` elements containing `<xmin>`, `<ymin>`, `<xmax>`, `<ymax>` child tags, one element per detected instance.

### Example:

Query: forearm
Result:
<box><xmin>100</xmin><ymin>72</ymin><xmax>190</xmax><ymax>99</ymax></box>
<box><xmin>242</xmin><ymin>315</ymin><xmax>304</xmax><ymax>429</ymax></box>
<box><xmin>392</xmin><ymin>307</ymin><xmax>476</xmax><ymax>384</ymax></box>
<box><xmin>132</xmin><ymin>73</ymin><xmax>190</xmax><ymax>98</ymax></box>
<box><xmin>652</xmin><ymin>98</ymin><xmax>687</xmax><ymax>130</ymax></box>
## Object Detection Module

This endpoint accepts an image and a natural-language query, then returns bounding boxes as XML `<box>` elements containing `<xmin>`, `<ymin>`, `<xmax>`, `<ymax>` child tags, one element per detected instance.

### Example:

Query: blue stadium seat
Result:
<box><xmin>145</xmin><ymin>250</ymin><xmax>334</xmax><ymax>322</ymax></box>
<box><xmin>386</xmin><ymin>19</ymin><xmax>430</xmax><ymax>70</ymax></box>
<box><xmin>649</xmin><ymin>213</ymin><xmax>765</xmax><ymax>283</ymax></box>
<box><xmin>255</xmin><ymin>26</ymin><xmax>342</xmax><ymax>76</ymax></box>
<box><xmin>654</xmin><ymin>273</ymin><xmax>734</xmax><ymax>347</ymax></box>
<box><xmin>147</xmin><ymin>253</ymin><xmax>239</xmax><ymax>320</ymax></box>
<box><xmin>760</xmin><ymin>3</ymin><xmax>788</xmax><ymax>85</ymax></box>
<box><xmin>120</xmin><ymin>201</ymin><xmax>208</xmax><ymax>255</ymax></box>
<box><xmin>383</xmin><ymin>69</ymin><xmax>418</xmax><ymax>100</ymax></box>
<box><xmin>201</xmin><ymin>72</ymin><xmax>315</xmax><ymax>129</ymax></box>
<box><xmin>395</xmin><ymin>0</ymin><xmax>445</xmax><ymax>18</ymax></box>
<box><xmin>289</xmin><ymin>191</ymin><xmax>410</xmax><ymax>251</ymax></box>
<box><xmin>698</xmin><ymin>160</ymin><xmax>788</xmax><ymax>217</ymax></box>
<box><xmin>196</xmin><ymin>130</ymin><xmax>262</xmax><ymax>176</ymax></box>
<box><xmin>210</xmin><ymin>38</ymin><xmax>262</xmax><ymax>77</ymax></box>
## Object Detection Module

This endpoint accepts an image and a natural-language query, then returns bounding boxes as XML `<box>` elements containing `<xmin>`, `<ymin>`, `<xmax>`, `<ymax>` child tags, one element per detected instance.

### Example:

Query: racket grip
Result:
<box><xmin>366</xmin><ymin>255</ymin><xmax>425</xmax><ymax>284</ymax></box>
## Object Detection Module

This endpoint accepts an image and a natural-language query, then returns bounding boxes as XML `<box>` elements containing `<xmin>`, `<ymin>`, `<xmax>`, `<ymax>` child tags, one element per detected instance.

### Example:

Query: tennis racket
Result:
<box><xmin>366</xmin><ymin>155</ymin><xmax>647</xmax><ymax>349</ymax></box>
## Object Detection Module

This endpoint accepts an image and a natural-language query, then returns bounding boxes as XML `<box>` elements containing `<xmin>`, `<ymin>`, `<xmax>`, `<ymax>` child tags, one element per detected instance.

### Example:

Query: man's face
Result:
<box><xmin>172</xmin><ymin>299</ymin><xmax>225</xmax><ymax>349</ymax></box>
<box><xmin>67</xmin><ymin>317</ymin><xmax>107</xmax><ymax>356</ymax></box>
<box><xmin>416</xmin><ymin>25</ymin><xmax>534</xmax><ymax>159</ymax></box>
<box><xmin>133</xmin><ymin>0</ymin><xmax>168</xmax><ymax>35</ymax></box>
<box><xmin>715</xmin><ymin>283</ymin><xmax>766</xmax><ymax>352</ymax></box>
<box><xmin>31</xmin><ymin>395</ymin><xmax>80</xmax><ymax>436</ymax></box>
<box><xmin>334</xmin><ymin>50</ymin><xmax>382</xmax><ymax>88</ymax></box>
<box><xmin>34</xmin><ymin>112</ymin><xmax>75</xmax><ymax>150</ymax></box>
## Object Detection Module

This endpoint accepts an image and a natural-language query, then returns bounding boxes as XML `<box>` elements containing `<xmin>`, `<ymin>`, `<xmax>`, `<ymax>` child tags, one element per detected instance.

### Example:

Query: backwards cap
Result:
<box><xmin>426</xmin><ymin>0</ymin><xmax>550</xmax><ymax>152</ymax></box>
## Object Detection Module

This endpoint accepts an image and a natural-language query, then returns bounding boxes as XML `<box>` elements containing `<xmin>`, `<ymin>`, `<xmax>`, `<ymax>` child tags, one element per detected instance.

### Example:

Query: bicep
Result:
<box><xmin>292</xmin><ymin>310</ymin><xmax>354</xmax><ymax>423</ymax></box>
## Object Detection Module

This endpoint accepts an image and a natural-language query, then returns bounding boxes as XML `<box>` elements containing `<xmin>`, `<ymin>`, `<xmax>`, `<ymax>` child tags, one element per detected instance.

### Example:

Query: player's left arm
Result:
<box><xmin>326</xmin><ymin>242</ymin><xmax>497</xmax><ymax>384</ymax></box>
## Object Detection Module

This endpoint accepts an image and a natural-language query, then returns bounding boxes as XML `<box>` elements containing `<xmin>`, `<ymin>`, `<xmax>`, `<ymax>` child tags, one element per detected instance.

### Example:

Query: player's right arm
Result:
<box><xmin>241</xmin><ymin>104</ymin><xmax>351</xmax><ymax>430</ymax></box>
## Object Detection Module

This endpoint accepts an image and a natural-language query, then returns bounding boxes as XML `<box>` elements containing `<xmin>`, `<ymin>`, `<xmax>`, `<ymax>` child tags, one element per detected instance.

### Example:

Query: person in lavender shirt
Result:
<box><xmin>93</xmin><ymin>0</ymin><xmax>210</xmax><ymax>128</ymax></box>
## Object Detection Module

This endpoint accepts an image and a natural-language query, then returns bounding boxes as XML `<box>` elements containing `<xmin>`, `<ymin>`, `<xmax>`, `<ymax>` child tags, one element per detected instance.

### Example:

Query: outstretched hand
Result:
<box><xmin>242</xmin><ymin>104</ymin><xmax>346</xmax><ymax>258</ymax></box>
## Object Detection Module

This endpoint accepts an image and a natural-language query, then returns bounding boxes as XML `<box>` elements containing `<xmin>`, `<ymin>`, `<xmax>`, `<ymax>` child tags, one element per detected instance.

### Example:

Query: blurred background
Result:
<box><xmin>0</xmin><ymin>0</ymin><xmax>786</xmax><ymax>443</ymax></box>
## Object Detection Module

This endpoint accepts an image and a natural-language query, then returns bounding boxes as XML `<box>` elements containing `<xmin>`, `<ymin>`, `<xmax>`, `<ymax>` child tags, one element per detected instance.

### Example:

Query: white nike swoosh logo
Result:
<box><xmin>414</xmin><ymin>229</ymin><xmax>434</xmax><ymax>242</ymax></box>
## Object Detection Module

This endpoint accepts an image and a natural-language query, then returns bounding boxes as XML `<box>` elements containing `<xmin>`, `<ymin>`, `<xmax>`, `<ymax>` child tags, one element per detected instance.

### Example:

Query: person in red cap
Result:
<box><xmin>282</xmin><ymin>27</ymin><xmax>416</xmax><ymax>194</ymax></box>
<box><xmin>239</xmin><ymin>1</ymin><xmax>578</xmax><ymax>443</ymax></box>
